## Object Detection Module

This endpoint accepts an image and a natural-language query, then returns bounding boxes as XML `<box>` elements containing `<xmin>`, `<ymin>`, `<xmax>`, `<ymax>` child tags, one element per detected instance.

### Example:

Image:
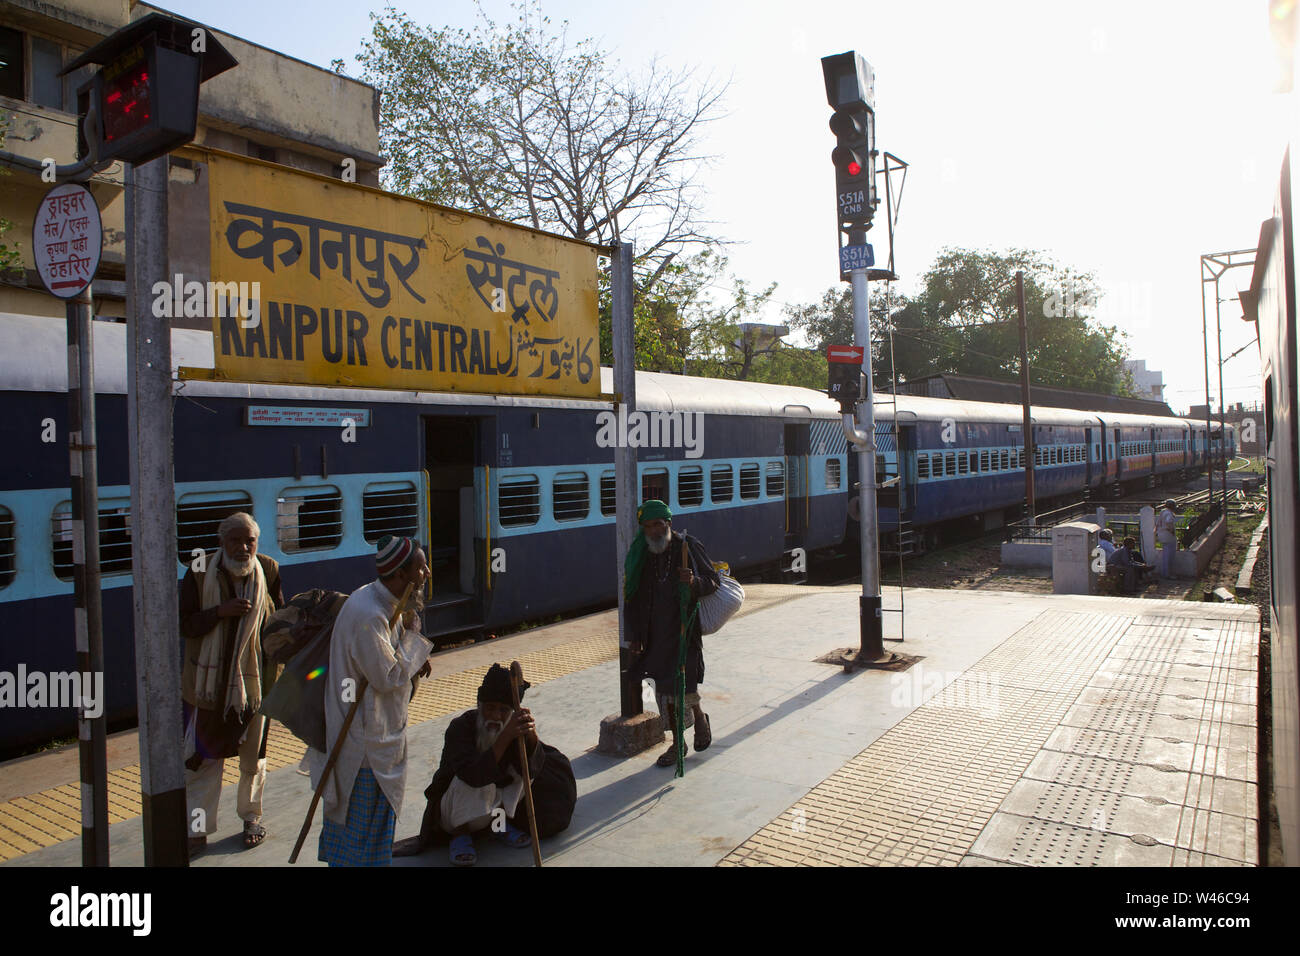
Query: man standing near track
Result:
<box><xmin>625</xmin><ymin>500</ymin><xmax>721</xmax><ymax>767</ymax></box>
<box><xmin>179</xmin><ymin>512</ymin><xmax>284</xmax><ymax>856</ymax></box>
<box><xmin>1156</xmin><ymin>499</ymin><xmax>1178</xmax><ymax>577</ymax></box>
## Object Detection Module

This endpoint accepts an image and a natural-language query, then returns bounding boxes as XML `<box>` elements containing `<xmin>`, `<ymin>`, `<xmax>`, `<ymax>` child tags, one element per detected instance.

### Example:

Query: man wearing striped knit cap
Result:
<box><xmin>313</xmin><ymin>535</ymin><xmax>432</xmax><ymax>866</ymax></box>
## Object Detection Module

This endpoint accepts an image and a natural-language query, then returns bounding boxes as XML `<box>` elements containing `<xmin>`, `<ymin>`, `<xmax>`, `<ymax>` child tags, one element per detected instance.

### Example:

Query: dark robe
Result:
<box><xmin>408</xmin><ymin>709</ymin><xmax>577</xmax><ymax>850</ymax></box>
<box><xmin>178</xmin><ymin>553</ymin><xmax>285</xmax><ymax>766</ymax></box>
<box><xmin>627</xmin><ymin>531</ymin><xmax>720</xmax><ymax>696</ymax></box>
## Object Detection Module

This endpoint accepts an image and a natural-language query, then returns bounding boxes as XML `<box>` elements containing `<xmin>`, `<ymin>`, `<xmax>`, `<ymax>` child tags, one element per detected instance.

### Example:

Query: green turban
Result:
<box><xmin>636</xmin><ymin>499</ymin><xmax>672</xmax><ymax>524</ymax></box>
<box><xmin>624</xmin><ymin>500</ymin><xmax>673</xmax><ymax>599</ymax></box>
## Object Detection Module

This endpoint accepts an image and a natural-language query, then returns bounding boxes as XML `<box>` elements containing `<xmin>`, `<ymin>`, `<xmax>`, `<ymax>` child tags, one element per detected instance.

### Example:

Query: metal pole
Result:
<box><xmin>1016</xmin><ymin>271</ymin><xmax>1035</xmax><ymax>524</ymax></box>
<box><xmin>1214</xmin><ymin>279</ymin><xmax>1227</xmax><ymax>514</ymax></box>
<box><xmin>851</xmin><ymin>242</ymin><xmax>884</xmax><ymax>661</ymax></box>
<box><xmin>1200</xmin><ymin>262</ymin><xmax>1214</xmax><ymax>506</ymax></box>
<box><xmin>125</xmin><ymin>157</ymin><xmax>187</xmax><ymax>866</ymax></box>
<box><xmin>67</xmin><ymin>285</ymin><xmax>108</xmax><ymax>866</ymax></box>
<box><xmin>612</xmin><ymin>241</ymin><xmax>640</xmax><ymax>717</ymax></box>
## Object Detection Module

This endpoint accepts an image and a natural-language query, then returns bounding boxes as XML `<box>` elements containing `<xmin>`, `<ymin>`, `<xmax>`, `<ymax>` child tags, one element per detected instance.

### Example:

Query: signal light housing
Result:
<box><xmin>822</xmin><ymin>52</ymin><xmax>878</xmax><ymax>229</ymax></box>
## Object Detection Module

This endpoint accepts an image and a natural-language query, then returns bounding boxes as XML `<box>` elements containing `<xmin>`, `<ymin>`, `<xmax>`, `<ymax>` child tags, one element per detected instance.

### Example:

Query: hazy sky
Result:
<box><xmin>164</xmin><ymin>0</ymin><xmax>1292</xmax><ymax>414</ymax></box>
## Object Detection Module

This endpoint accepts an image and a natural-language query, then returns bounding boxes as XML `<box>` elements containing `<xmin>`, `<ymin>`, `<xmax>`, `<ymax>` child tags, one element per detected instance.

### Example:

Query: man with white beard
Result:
<box><xmin>400</xmin><ymin>664</ymin><xmax>576</xmax><ymax>866</ymax></box>
<box><xmin>179</xmin><ymin>512</ymin><xmax>284</xmax><ymax>856</ymax></box>
<box><xmin>625</xmin><ymin>499</ymin><xmax>720</xmax><ymax>768</ymax></box>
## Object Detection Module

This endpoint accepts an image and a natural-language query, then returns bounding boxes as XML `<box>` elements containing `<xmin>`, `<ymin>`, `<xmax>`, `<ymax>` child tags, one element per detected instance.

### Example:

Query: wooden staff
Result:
<box><xmin>289</xmin><ymin>581</ymin><xmax>415</xmax><ymax>864</ymax></box>
<box><xmin>509</xmin><ymin>660</ymin><xmax>543</xmax><ymax>867</ymax></box>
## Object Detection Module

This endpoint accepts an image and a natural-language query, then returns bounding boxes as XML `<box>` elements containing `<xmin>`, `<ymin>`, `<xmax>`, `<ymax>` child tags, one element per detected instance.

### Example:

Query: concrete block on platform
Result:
<box><xmin>597</xmin><ymin>711</ymin><xmax>664</xmax><ymax>757</ymax></box>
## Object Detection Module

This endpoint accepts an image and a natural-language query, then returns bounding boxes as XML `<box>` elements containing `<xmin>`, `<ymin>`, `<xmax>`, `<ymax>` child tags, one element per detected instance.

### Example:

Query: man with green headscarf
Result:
<box><xmin>624</xmin><ymin>499</ymin><xmax>721</xmax><ymax>767</ymax></box>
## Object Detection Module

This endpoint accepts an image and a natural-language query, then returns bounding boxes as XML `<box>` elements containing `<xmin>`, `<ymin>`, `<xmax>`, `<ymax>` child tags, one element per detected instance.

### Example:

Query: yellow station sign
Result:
<box><xmin>204</xmin><ymin>151</ymin><xmax>600</xmax><ymax>399</ymax></box>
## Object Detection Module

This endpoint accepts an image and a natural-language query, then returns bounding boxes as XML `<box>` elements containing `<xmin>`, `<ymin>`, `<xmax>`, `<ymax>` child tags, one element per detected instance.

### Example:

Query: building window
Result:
<box><xmin>711</xmin><ymin>465</ymin><xmax>733</xmax><ymax>503</ymax></box>
<box><xmin>0</xmin><ymin>27</ymin><xmax>72</xmax><ymax>110</ymax></box>
<box><xmin>739</xmin><ymin>464</ymin><xmax>761</xmax><ymax>499</ymax></box>
<box><xmin>553</xmin><ymin>472</ymin><xmax>589</xmax><ymax>521</ymax></box>
<box><xmin>277</xmin><ymin>486</ymin><xmax>343</xmax><ymax>552</ymax></box>
<box><xmin>52</xmin><ymin>500</ymin><xmax>133</xmax><ymax>581</ymax></box>
<box><xmin>177</xmin><ymin>492</ymin><xmax>254</xmax><ymax>565</ymax></box>
<box><xmin>498</xmin><ymin>475</ymin><xmax>540</xmax><ymax>527</ymax></box>
<box><xmin>678</xmin><ymin>466</ymin><xmax>704</xmax><ymax>507</ymax></box>
<box><xmin>0</xmin><ymin>28</ymin><xmax>25</xmax><ymax>101</ymax></box>
<box><xmin>362</xmin><ymin>481</ymin><xmax>419</xmax><ymax>542</ymax></box>
<box><xmin>765</xmin><ymin>461</ymin><xmax>784</xmax><ymax>498</ymax></box>
<box><xmin>827</xmin><ymin>458</ymin><xmax>842</xmax><ymax>489</ymax></box>
<box><xmin>600</xmin><ymin>471</ymin><xmax>616</xmax><ymax>516</ymax></box>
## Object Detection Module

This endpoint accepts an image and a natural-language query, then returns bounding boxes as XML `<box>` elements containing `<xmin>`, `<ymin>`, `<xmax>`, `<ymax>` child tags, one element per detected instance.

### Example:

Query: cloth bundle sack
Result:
<box><xmin>698</xmin><ymin>564</ymin><xmax>744</xmax><ymax>635</ymax></box>
<box><xmin>258</xmin><ymin>589</ymin><xmax>348</xmax><ymax>753</ymax></box>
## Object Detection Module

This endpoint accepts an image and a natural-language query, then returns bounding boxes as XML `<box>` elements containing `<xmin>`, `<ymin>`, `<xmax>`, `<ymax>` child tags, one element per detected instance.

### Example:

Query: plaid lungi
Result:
<box><xmin>318</xmin><ymin>768</ymin><xmax>396</xmax><ymax>867</ymax></box>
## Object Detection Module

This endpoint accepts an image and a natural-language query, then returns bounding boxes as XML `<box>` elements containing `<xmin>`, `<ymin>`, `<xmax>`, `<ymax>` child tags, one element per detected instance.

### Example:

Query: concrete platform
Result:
<box><xmin>0</xmin><ymin>585</ymin><xmax>1260</xmax><ymax>868</ymax></box>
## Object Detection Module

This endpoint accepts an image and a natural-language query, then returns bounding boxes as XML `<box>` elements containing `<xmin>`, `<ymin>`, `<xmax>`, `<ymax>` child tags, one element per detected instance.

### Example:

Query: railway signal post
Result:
<box><xmin>65</xmin><ymin>14</ymin><xmax>237</xmax><ymax>865</ymax></box>
<box><xmin>822</xmin><ymin>51</ymin><xmax>892</xmax><ymax>669</ymax></box>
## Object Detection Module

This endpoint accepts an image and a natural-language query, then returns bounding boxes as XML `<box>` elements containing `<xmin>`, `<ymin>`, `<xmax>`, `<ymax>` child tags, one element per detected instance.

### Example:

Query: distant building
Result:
<box><xmin>0</xmin><ymin>0</ymin><xmax>383</xmax><ymax>323</ymax></box>
<box><xmin>890</xmin><ymin>372</ymin><xmax>1177</xmax><ymax>417</ymax></box>
<box><xmin>1123</xmin><ymin>359</ymin><xmax>1164</xmax><ymax>402</ymax></box>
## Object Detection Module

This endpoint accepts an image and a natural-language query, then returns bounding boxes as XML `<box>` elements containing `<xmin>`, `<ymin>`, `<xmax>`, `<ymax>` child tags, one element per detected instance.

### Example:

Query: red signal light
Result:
<box><xmin>847</xmin><ymin>161</ymin><xmax>862</xmax><ymax>176</ymax></box>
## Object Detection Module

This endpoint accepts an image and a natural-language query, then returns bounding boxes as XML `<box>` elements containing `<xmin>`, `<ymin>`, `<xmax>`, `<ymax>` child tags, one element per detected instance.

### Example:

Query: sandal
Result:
<box><xmin>242</xmin><ymin>820</ymin><xmax>267</xmax><ymax>849</ymax></box>
<box><xmin>495</xmin><ymin>821</ymin><xmax>532</xmax><ymax>849</ymax></box>
<box><xmin>694</xmin><ymin>713</ymin><xmax>712</xmax><ymax>752</ymax></box>
<box><xmin>450</xmin><ymin>834</ymin><xmax>477</xmax><ymax>867</ymax></box>
<box><xmin>656</xmin><ymin>742</ymin><xmax>682</xmax><ymax>767</ymax></box>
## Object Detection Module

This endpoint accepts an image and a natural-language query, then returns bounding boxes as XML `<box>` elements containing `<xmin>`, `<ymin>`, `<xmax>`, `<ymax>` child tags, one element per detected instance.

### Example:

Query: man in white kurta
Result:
<box><xmin>1156</xmin><ymin>499</ymin><xmax>1179</xmax><ymax>578</ymax></box>
<box><xmin>314</xmin><ymin>535</ymin><xmax>432</xmax><ymax>866</ymax></box>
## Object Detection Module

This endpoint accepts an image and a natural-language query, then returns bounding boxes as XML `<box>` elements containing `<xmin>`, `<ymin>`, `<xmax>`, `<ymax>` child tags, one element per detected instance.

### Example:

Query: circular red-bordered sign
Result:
<box><xmin>32</xmin><ymin>183</ymin><xmax>103</xmax><ymax>300</ymax></box>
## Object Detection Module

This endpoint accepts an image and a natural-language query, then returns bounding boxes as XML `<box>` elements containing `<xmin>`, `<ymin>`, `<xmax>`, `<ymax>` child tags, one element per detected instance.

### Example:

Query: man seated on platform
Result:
<box><xmin>399</xmin><ymin>664</ymin><xmax>576</xmax><ymax>866</ymax></box>
<box><xmin>1108</xmin><ymin>536</ymin><xmax>1152</xmax><ymax>594</ymax></box>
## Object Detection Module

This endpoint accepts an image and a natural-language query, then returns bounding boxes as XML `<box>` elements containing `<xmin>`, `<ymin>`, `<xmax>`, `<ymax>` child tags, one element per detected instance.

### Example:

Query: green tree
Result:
<box><xmin>786</xmin><ymin>248</ymin><xmax>1134</xmax><ymax>396</ymax></box>
<box><xmin>352</xmin><ymin>2</ymin><xmax>724</xmax><ymax>292</ymax></box>
<box><xmin>0</xmin><ymin>113</ymin><xmax>22</xmax><ymax>277</ymax></box>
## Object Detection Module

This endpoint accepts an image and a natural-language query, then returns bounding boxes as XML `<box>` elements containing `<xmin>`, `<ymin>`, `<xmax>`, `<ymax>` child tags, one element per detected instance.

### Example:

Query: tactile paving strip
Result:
<box><xmin>0</xmin><ymin>630</ymin><xmax>619</xmax><ymax>862</ymax></box>
<box><xmin>722</xmin><ymin>609</ymin><xmax>1129</xmax><ymax>867</ymax></box>
<box><xmin>970</xmin><ymin>611</ymin><xmax>1259</xmax><ymax>866</ymax></box>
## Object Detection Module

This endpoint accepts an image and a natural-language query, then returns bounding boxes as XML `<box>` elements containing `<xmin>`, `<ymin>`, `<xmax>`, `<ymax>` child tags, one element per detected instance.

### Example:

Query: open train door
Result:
<box><xmin>423</xmin><ymin>415</ymin><xmax>486</xmax><ymax>645</ymax></box>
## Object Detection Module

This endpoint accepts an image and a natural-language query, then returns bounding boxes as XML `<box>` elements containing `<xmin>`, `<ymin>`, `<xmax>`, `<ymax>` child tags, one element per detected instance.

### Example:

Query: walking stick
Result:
<box><xmin>289</xmin><ymin>581</ymin><xmax>415</xmax><ymax>863</ymax></box>
<box><xmin>675</xmin><ymin>535</ymin><xmax>691</xmax><ymax>778</ymax></box>
<box><xmin>509</xmin><ymin>660</ymin><xmax>543</xmax><ymax>867</ymax></box>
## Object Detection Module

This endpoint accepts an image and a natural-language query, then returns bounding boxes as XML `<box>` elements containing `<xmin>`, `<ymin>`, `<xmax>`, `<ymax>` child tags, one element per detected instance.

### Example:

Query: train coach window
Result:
<box><xmin>553</xmin><ymin>473</ymin><xmax>590</xmax><ymax>521</ymax></box>
<box><xmin>827</xmin><ymin>458</ymin><xmax>842</xmax><ymax>489</ymax></box>
<box><xmin>278</xmin><ymin>486</ymin><xmax>343</xmax><ymax>552</ymax></box>
<box><xmin>678</xmin><ymin>467</ymin><xmax>705</xmax><ymax>507</ymax></box>
<box><xmin>998</xmin><ymin>449</ymin><xmax>1007</xmax><ymax>470</ymax></box>
<box><xmin>498</xmin><ymin>475</ymin><xmax>540</xmax><ymax>527</ymax></box>
<box><xmin>363</xmin><ymin>482</ymin><xmax>419</xmax><ymax>542</ymax></box>
<box><xmin>945</xmin><ymin>452</ymin><xmax>956</xmax><ymax>477</ymax></box>
<box><xmin>642</xmin><ymin>469</ymin><xmax>669</xmax><ymax>504</ymax></box>
<box><xmin>0</xmin><ymin>506</ymin><xmax>13</xmax><ymax>589</ymax></box>
<box><xmin>600</xmin><ymin>472</ymin><xmax>616</xmax><ymax>516</ymax></box>
<box><xmin>177</xmin><ymin>493</ymin><xmax>254</xmax><ymax>565</ymax></box>
<box><xmin>765</xmin><ymin>461</ymin><xmax>785</xmax><ymax>497</ymax></box>
<box><xmin>916</xmin><ymin>455</ymin><xmax>929</xmax><ymax>480</ymax></box>
<box><xmin>739</xmin><ymin>464</ymin><xmax>761</xmax><ymax>499</ymax></box>
<box><xmin>711</xmin><ymin>465</ymin><xmax>734</xmax><ymax>502</ymax></box>
<box><xmin>957</xmin><ymin>453</ymin><xmax>968</xmax><ymax>475</ymax></box>
<box><xmin>52</xmin><ymin>500</ymin><xmax>133</xmax><ymax>581</ymax></box>
<box><xmin>980</xmin><ymin>450</ymin><xmax>989</xmax><ymax>472</ymax></box>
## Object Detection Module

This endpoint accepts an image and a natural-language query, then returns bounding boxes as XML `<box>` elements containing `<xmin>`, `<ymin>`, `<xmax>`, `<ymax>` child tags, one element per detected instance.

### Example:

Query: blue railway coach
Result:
<box><xmin>0</xmin><ymin>314</ymin><xmax>848</xmax><ymax>754</ymax></box>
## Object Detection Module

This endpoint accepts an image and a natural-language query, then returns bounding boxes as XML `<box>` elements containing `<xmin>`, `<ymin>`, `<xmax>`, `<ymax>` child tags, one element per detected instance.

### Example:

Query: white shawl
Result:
<box><xmin>193</xmin><ymin>548</ymin><xmax>270</xmax><ymax>718</ymax></box>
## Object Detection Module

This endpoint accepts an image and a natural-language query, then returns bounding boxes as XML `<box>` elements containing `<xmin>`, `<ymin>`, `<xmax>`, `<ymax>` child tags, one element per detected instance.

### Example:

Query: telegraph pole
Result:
<box><xmin>822</xmin><ymin>51</ymin><xmax>891</xmax><ymax>669</ymax></box>
<box><xmin>1016</xmin><ymin>271</ymin><xmax>1036</xmax><ymax>523</ymax></box>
